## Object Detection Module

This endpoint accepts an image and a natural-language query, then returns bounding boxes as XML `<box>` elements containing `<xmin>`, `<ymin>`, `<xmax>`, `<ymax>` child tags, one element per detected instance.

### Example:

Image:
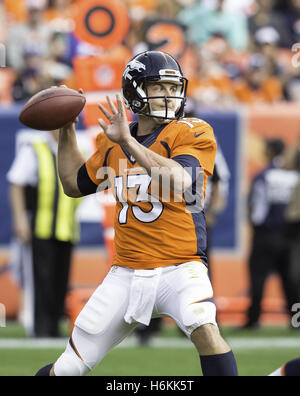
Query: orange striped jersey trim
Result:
<box><xmin>69</xmin><ymin>337</ymin><xmax>83</xmax><ymax>361</ymax></box>
<box><xmin>190</xmin><ymin>296</ymin><xmax>215</xmax><ymax>305</ymax></box>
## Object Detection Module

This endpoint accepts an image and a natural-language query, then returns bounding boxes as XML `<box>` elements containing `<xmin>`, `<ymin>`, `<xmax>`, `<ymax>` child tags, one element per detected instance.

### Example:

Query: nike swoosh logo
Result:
<box><xmin>194</xmin><ymin>132</ymin><xmax>206</xmax><ymax>138</ymax></box>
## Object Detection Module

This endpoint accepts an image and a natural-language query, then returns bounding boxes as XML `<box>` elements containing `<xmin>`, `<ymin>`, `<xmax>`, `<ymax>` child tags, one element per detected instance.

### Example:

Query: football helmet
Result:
<box><xmin>122</xmin><ymin>51</ymin><xmax>188</xmax><ymax>120</ymax></box>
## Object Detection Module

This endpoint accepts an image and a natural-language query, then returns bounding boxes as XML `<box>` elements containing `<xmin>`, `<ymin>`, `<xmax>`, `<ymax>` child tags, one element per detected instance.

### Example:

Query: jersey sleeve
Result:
<box><xmin>171</xmin><ymin>120</ymin><xmax>217</xmax><ymax>176</ymax></box>
<box><xmin>77</xmin><ymin>133</ymin><xmax>113</xmax><ymax>196</ymax></box>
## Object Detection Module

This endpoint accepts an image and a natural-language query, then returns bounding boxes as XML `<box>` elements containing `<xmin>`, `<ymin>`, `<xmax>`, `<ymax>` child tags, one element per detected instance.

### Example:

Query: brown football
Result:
<box><xmin>19</xmin><ymin>87</ymin><xmax>86</xmax><ymax>131</ymax></box>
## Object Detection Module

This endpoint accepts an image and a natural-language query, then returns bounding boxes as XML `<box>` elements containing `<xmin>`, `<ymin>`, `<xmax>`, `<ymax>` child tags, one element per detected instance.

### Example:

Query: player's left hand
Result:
<box><xmin>98</xmin><ymin>95</ymin><xmax>132</xmax><ymax>146</ymax></box>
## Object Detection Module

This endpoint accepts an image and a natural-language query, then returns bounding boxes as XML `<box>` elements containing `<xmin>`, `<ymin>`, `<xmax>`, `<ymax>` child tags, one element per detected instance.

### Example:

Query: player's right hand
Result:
<box><xmin>57</xmin><ymin>85</ymin><xmax>84</xmax><ymax>132</ymax></box>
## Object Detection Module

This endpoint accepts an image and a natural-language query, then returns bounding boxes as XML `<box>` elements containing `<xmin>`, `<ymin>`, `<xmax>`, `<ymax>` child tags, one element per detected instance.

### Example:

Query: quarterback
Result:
<box><xmin>36</xmin><ymin>51</ymin><xmax>238</xmax><ymax>376</ymax></box>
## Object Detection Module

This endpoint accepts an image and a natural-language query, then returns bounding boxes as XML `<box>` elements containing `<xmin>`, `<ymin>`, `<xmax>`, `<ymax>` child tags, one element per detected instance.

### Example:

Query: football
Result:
<box><xmin>19</xmin><ymin>87</ymin><xmax>86</xmax><ymax>131</ymax></box>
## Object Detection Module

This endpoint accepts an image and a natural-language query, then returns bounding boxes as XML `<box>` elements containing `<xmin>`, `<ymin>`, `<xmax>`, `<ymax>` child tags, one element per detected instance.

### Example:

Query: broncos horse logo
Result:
<box><xmin>123</xmin><ymin>59</ymin><xmax>146</xmax><ymax>80</ymax></box>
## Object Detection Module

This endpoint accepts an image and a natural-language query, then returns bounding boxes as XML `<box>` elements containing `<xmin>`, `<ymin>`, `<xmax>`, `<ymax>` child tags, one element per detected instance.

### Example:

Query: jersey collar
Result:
<box><xmin>121</xmin><ymin>122</ymin><xmax>168</xmax><ymax>165</ymax></box>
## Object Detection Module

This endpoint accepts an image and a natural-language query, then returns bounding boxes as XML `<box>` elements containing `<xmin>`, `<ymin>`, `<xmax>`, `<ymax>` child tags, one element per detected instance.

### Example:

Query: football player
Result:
<box><xmin>269</xmin><ymin>358</ymin><xmax>300</xmax><ymax>376</ymax></box>
<box><xmin>35</xmin><ymin>51</ymin><xmax>238</xmax><ymax>377</ymax></box>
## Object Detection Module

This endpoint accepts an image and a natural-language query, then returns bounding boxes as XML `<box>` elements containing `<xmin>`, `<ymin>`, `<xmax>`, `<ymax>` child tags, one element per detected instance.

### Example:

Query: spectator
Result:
<box><xmin>3</xmin><ymin>0</ymin><xmax>28</xmax><ymax>24</ymax></box>
<box><xmin>43</xmin><ymin>31</ymin><xmax>73</xmax><ymax>78</ymax></box>
<box><xmin>12</xmin><ymin>31</ymin><xmax>73</xmax><ymax>102</ymax></box>
<box><xmin>175</xmin><ymin>0</ymin><xmax>196</xmax><ymax>7</ymax></box>
<box><xmin>129</xmin><ymin>0</ymin><xmax>183</xmax><ymax>54</ymax></box>
<box><xmin>233</xmin><ymin>53</ymin><xmax>284</xmax><ymax>103</ymax></box>
<box><xmin>44</xmin><ymin>1</ymin><xmax>75</xmax><ymax>68</ymax></box>
<box><xmin>248</xmin><ymin>0</ymin><xmax>292</xmax><ymax>48</ymax></box>
<box><xmin>45</xmin><ymin>0</ymin><xmax>74</xmax><ymax>33</ymax></box>
<box><xmin>254</xmin><ymin>27</ymin><xmax>283</xmax><ymax>75</ymax></box>
<box><xmin>223</xmin><ymin>0</ymin><xmax>256</xmax><ymax>15</ymax></box>
<box><xmin>244</xmin><ymin>138</ymin><xmax>299</xmax><ymax>329</ymax></box>
<box><xmin>284</xmin><ymin>133</ymin><xmax>300</xmax><ymax>297</ymax></box>
<box><xmin>283</xmin><ymin>0</ymin><xmax>300</xmax><ymax>46</ymax></box>
<box><xmin>284</xmin><ymin>65</ymin><xmax>300</xmax><ymax>101</ymax></box>
<box><xmin>0</xmin><ymin>3</ymin><xmax>16</xmax><ymax>104</ymax></box>
<box><xmin>0</xmin><ymin>1</ymin><xmax>6</xmax><ymax>43</ymax></box>
<box><xmin>6</xmin><ymin>0</ymin><xmax>52</xmax><ymax>72</ymax></box>
<box><xmin>154</xmin><ymin>0</ymin><xmax>181</xmax><ymax>18</ymax></box>
<box><xmin>0</xmin><ymin>68</ymin><xmax>15</xmax><ymax>105</ymax></box>
<box><xmin>123</xmin><ymin>16</ymin><xmax>148</xmax><ymax>55</ymax></box>
<box><xmin>12</xmin><ymin>49</ymin><xmax>47</xmax><ymax>102</ymax></box>
<box><xmin>188</xmin><ymin>34</ymin><xmax>247</xmax><ymax>107</ymax></box>
<box><xmin>201</xmin><ymin>0</ymin><xmax>255</xmax><ymax>16</ymax></box>
<box><xmin>125</xmin><ymin>0</ymin><xmax>158</xmax><ymax>40</ymax></box>
<box><xmin>177</xmin><ymin>0</ymin><xmax>249</xmax><ymax>51</ymax></box>
<box><xmin>188</xmin><ymin>61</ymin><xmax>236</xmax><ymax>107</ymax></box>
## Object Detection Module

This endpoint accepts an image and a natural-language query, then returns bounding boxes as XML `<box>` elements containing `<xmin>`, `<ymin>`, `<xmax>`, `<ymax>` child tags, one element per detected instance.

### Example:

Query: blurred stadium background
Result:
<box><xmin>1</xmin><ymin>0</ymin><xmax>300</xmax><ymax>376</ymax></box>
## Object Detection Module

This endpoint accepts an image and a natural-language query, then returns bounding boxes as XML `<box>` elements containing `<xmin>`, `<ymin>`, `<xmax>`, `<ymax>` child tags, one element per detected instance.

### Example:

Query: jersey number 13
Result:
<box><xmin>114</xmin><ymin>174</ymin><xmax>164</xmax><ymax>224</ymax></box>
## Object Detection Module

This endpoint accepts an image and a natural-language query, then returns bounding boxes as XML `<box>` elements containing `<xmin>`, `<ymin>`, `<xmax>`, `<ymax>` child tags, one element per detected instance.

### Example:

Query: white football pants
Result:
<box><xmin>54</xmin><ymin>261</ymin><xmax>217</xmax><ymax>376</ymax></box>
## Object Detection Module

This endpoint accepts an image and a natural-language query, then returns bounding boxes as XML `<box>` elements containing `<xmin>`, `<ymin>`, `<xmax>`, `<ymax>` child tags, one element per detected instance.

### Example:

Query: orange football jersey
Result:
<box><xmin>81</xmin><ymin>118</ymin><xmax>217</xmax><ymax>269</ymax></box>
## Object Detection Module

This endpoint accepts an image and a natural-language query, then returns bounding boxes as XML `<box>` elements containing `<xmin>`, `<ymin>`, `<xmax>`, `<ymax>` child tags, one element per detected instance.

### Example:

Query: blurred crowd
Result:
<box><xmin>0</xmin><ymin>0</ymin><xmax>300</xmax><ymax>106</ymax></box>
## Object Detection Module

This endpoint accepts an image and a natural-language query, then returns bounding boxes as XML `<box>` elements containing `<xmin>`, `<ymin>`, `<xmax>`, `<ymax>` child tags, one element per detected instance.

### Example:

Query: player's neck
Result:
<box><xmin>137</xmin><ymin>115</ymin><xmax>169</xmax><ymax>136</ymax></box>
